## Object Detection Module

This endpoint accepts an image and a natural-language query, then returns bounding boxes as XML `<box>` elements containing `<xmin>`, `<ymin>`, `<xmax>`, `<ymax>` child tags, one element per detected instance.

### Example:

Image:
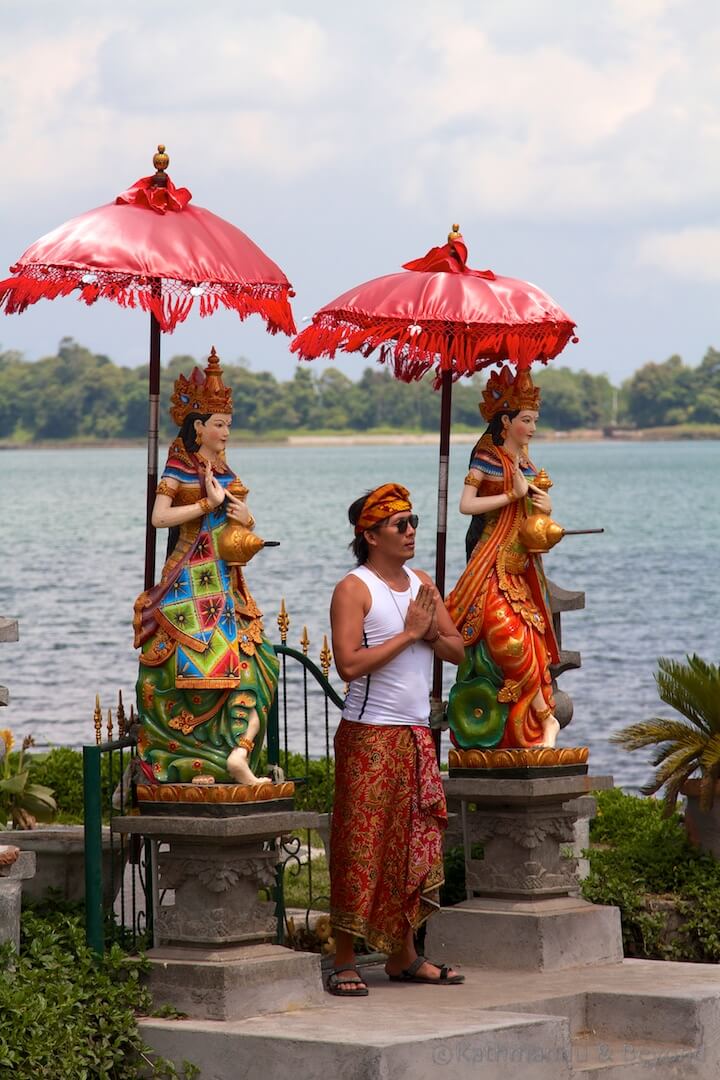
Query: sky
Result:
<box><xmin>0</xmin><ymin>0</ymin><xmax>718</xmax><ymax>385</ymax></box>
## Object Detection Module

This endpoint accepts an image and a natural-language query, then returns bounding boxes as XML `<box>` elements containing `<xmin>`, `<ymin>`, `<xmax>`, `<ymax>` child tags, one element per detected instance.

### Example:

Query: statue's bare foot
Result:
<box><xmin>541</xmin><ymin>716</ymin><xmax>560</xmax><ymax>749</ymax></box>
<box><xmin>227</xmin><ymin>748</ymin><xmax>262</xmax><ymax>785</ymax></box>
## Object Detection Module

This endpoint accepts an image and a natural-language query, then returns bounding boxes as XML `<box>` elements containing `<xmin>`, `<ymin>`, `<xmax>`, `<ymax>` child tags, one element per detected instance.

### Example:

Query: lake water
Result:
<box><xmin>1</xmin><ymin>440</ymin><xmax>718</xmax><ymax>791</ymax></box>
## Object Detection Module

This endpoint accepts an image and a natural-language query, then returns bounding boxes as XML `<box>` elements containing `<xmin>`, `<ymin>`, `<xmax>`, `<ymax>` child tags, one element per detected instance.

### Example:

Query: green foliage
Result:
<box><xmin>0</xmin><ymin>906</ymin><xmax>198</xmax><ymax>1078</ymax></box>
<box><xmin>8</xmin><ymin>337</ymin><xmax>711</xmax><ymax>440</ymax></box>
<box><xmin>281</xmin><ymin>850</ymin><xmax>331</xmax><ymax>912</ymax></box>
<box><xmin>623</xmin><ymin>347</ymin><xmax>720</xmax><ymax>427</ymax></box>
<box><xmin>26</xmin><ymin>746</ymin><xmax>115</xmax><ymax>823</ymax></box>
<box><xmin>258</xmin><ymin>750</ymin><xmax>335</xmax><ymax>813</ymax></box>
<box><xmin>535</xmin><ymin>366</ymin><xmax>614</xmax><ymax>428</ymax></box>
<box><xmin>0</xmin><ymin>733</ymin><xmax>57</xmax><ymax>828</ymax></box>
<box><xmin>611</xmin><ymin>655</ymin><xmax>720</xmax><ymax>813</ymax></box>
<box><xmin>21</xmin><ymin>745</ymin><xmax>331</xmax><ymax>823</ymax></box>
<box><xmin>583</xmin><ymin>789</ymin><xmax>720</xmax><ymax>962</ymax></box>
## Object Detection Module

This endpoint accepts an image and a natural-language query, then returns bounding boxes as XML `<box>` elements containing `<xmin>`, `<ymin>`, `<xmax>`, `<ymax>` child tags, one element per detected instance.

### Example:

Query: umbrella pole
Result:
<box><xmin>144</xmin><ymin>313</ymin><xmax>161</xmax><ymax>591</ymax></box>
<box><xmin>432</xmin><ymin>370</ymin><xmax>452</xmax><ymax>751</ymax></box>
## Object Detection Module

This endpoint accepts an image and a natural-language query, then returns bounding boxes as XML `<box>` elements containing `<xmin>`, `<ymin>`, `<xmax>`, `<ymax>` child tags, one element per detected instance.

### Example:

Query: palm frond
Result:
<box><xmin>644</xmin><ymin>745</ymin><xmax>702</xmax><ymax>792</ymax></box>
<box><xmin>663</xmin><ymin>762</ymin><xmax>699</xmax><ymax>816</ymax></box>
<box><xmin>655</xmin><ymin>655</ymin><xmax>720</xmax><ymax>734</ymax></box>
<box><xmin>698</xmin><ymin>735</ymin><xmax>720</xmax><ymax>776</ymax></box>
<box><xmin>613</xmin><ymin>654</ymin><xmax>720</xmax><ymax>815</ymax></box>
<box><xmin>649</xmin><ymin>734</ymin><xmax>706</xmax><ymax>768</ymax></box>
<box><xmin>611</xmin><ymin>718</ymin><xmax>706</xmax><ymax>752</ymax></box>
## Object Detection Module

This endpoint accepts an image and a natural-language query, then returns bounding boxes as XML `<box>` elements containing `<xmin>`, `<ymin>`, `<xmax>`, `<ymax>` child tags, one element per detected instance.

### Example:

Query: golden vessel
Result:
<box><xmin>518</xmin><ymin>513</ymin><xmax>567</xmax><ymax>553</ymax></box>
<box><xmin>216</xmin><ymin>480</ymin><xmax>276</xmax><ymax>566</ymax></box>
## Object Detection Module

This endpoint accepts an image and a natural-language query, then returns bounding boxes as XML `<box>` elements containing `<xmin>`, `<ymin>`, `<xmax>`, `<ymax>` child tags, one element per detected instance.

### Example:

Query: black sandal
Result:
<box><xmin>388</xmin><ymin>955</ymin><xmax>464</xmax><ymax>985</ymax></box>
<box><xmin>326</xmin><ymin>967</ymin><xmax>369</xmax><ymax>997</ymax></box>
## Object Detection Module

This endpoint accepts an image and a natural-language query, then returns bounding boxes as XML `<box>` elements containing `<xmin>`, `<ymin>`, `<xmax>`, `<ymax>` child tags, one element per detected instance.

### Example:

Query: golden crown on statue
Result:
<box><xmin>479</xmin><ymin>365</ymin><xmax>541</xmax><ymax>422</ymax></box>
<box><xmin>169</xmin><ymin>346</ymin><xmax>233</xmax><ymax>426</ymax></box>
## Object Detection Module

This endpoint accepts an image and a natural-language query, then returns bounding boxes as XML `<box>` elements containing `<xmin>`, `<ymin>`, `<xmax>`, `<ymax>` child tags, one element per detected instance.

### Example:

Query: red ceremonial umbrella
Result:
<box><xmin>291</xmin><ymin>227</ymin><xmax>577</xmax><ymax>699</ymax></box>
<box><xmin>0</xmin><ymin>144</ymin><xmax>296</xmax><ymax>589</ymax></box>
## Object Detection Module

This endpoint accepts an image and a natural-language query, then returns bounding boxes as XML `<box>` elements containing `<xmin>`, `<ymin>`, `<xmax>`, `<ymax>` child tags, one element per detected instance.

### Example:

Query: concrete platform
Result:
<box><xmin>147</xmin><ymin>943</ymin><xmax>325</xmax><ymax>1020</ymax></box>
<box><xmin>427</xmin><ymin>896</ymin><xmax>623</xmax><ymax>971</ymax></box>
<box><xmin>140</xmin><ymin>958</ymin><xmax>720</xmax><ymax>1079</ymax></box>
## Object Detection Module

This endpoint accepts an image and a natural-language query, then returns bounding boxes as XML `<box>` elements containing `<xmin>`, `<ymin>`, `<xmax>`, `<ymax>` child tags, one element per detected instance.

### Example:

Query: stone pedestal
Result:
<box><xmin>0</xmin><ymin>848</ymin><xmax>36</xmax><ymax>952</ymax></box>
<box><xmin>113</xmin><ymin>810</ymin><xmax>326</xmax><ymax>1018</ymax></box>
<box><xmin>428</xmin><ymin>773</ymin><xmax>623</xmax><ymax>972</ymax></box>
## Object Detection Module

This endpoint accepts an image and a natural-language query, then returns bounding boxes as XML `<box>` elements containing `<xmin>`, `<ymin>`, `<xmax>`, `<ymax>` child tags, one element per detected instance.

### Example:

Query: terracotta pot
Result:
<box><xmin>681</xmin><ymin>779</ymin><xmax>720</xmax><ymax>858</ymax></box>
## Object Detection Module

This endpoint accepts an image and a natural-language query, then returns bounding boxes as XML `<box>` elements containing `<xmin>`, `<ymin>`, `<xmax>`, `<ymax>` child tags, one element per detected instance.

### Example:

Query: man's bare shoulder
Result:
<box><xmin>332</xmin><ymin>571</ymin><xmax>371</xmax><ymax>604</ymax></box>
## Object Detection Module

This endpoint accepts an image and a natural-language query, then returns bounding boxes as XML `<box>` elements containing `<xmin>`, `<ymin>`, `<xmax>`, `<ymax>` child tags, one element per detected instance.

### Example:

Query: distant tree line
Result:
<box><xmin>0</xmin><ymin>337</ymin><xmax>718</xmax><ymax>441</ymax></box>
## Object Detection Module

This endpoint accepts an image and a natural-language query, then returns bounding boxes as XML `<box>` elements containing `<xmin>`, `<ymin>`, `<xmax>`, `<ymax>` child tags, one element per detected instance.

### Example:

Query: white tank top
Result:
<box><xmin>342</xmin><ymin>564</ymin><xmax>433</xmax><ymax>727</ymax></box>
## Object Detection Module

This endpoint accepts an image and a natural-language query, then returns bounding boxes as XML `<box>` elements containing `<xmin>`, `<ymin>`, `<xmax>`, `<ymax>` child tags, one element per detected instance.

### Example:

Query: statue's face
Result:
<box><xmin>195</xmin><ymin>414</ymin><xmax>232</xmax><ymax>455</ymax></box>
<box><xmin>503</xmin><ymin>409</ymin><xmax>538</xmax><ymax>447</ymax></box>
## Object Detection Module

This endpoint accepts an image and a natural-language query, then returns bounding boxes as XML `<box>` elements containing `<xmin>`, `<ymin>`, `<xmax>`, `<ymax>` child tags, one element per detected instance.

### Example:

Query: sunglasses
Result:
<box><xmin>374</xmin><ymin>514</ymin><xmax>419</xmax><ymax>534</ymax></box>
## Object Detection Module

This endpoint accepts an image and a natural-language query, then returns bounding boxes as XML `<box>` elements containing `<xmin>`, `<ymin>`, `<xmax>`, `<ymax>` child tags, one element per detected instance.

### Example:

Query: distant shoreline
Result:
<box><xmin>1</xmin><ymin>425</ymin><xmax>719</xmax><ymax>450</ymax></box>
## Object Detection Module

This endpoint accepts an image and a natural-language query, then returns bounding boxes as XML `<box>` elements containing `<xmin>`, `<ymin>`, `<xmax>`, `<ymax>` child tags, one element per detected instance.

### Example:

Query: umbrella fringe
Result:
<box><xmin>292</xmin><ymin>315</ymin><xmax>574</xmax><ymax>383</ymax></box>
<box><xmin>0</xmin><ymin>268</ymin><xmax>296</xmax><ymax>336</ymax></box>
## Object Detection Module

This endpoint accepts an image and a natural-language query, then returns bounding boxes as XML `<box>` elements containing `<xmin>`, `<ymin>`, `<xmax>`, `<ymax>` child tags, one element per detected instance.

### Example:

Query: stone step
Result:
<box><xmin>140</xmin><ymin>960</ymin><xmax>720</xmax><ymax>1079</ymax></box>
<box><xmin>571</xmin><ymin>1033</ymin><xmax>700</xmax><ymax>1078</ymax></box>
<box><xmin>140</xmin><ymin>1009</ymin><xmax>573</xmax><ymax>1080</ymax></box>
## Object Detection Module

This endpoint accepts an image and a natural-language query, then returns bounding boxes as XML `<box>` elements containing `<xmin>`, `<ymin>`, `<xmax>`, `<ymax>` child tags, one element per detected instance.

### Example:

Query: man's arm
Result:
<box><xmin>330</xmin><ymin>575</ymin><xmax>433</xmax><ymax>681</ymax></box>
<box><xmin>414</xmin><ymin>570</ymin><xmax>465</xmax><ymax>666</ymax></box>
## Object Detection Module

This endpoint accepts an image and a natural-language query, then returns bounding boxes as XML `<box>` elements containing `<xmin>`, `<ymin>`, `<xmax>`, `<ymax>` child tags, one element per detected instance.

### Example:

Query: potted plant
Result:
<box><xmin>611</xmin><ymin>655</ymin><xmax>720</xmax><ymax>854</ymax></box>
<box><xmin>0</xmin><ymin>730</ymin><xmax>57</xmax><ymax>828</ymax></box>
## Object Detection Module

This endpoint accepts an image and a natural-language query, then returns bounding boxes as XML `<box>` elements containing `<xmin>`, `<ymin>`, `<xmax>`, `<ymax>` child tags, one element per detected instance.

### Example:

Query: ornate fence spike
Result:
<box><xmin>117</xmin><ymin>690</ymin><xmax>126</xmax><ymax>737</ymax></box>
<box><xmin>300</xmin><ymin>625</ymin><xmax>310</xmax><ymax>655</ymax></box>
<box><xmin>93</xmin><ymin>694</ymin><xmax>102</xmax><ymax>745</ymax></box>
<box><xmin>320</xmin><ymin>634</ymin><xmax>332</xmax><ymax>678</ymax></box>
<box><xmin>106</xmin><ymin>708</ymin><xmax>114</xmax><ymax>742</ymax></box>
<box><xmin>277</xmin><ymin>598</ymin><xmax>290</xmax><ymax>645</ymax></box>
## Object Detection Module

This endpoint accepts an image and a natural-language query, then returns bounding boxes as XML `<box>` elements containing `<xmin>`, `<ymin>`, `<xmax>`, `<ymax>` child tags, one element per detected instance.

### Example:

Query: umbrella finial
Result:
<box><xmin>152</xmin><ymin>144</ymin><xmax>169</xmax><ymax>188</ymax></box>
<box><xmin>448</xmin><ymin>223</ymin><xmax>462</xmax><ymax>240</ymax></box>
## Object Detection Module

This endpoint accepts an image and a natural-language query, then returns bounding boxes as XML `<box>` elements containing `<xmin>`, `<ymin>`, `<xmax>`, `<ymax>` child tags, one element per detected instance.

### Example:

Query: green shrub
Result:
<box><xmin>26</xmin><ymin>747</ymin><xmax>115</xmax><ymax>824</ymax></box>
<box><xmin>583</xmin><ymin>788</ymin><xmax>720</xmax><ymax>962</ymax></box>
<box><xmin>259</xmin><ymin>750</ymin><xmax>334</xmax><ymax>814</ymax></box>
<box><xmin>0</xmin><ymin>906</ymin><xmax>197</xmax><ymax>1078</ymax></box>
<box><xmin>24</xmin><ymin>746</ymin><xmax>335</xmax><ymax>824</ymax></box>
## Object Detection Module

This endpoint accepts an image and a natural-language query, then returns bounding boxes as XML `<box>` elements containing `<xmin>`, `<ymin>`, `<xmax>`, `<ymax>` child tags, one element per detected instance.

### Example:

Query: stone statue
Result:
<box><xmin>133</xmin><ymin>348</ymin><xmax>279</xmax><ymax>787</ymax></box>
<box><xmin>445</xmin><ymin>366</ymin><xmax>562</xmax><ymax>751</ymax></box>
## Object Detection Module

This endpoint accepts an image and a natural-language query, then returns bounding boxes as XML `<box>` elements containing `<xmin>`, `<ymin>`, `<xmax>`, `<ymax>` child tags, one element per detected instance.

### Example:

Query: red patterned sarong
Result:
<box><xmin>330</xmin><ymin>719</ymin><xmax>447</xmax><ymax>954</ymax></box>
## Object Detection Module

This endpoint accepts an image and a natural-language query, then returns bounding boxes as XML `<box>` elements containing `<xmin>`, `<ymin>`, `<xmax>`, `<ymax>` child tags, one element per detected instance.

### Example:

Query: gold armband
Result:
<box><xmin>197</xmin><ymin>497</ymin><xmax>212</xmax><ymax>514</ymax></box>
<box><xmin>156</xmin><ymin>479</ymin><xmax>175</xmax><ymax>498</ymax></box>
<box><xmin>463</xmin><ymin>472</ymin><xmax>482</xmax><ymax>490</ymax></box>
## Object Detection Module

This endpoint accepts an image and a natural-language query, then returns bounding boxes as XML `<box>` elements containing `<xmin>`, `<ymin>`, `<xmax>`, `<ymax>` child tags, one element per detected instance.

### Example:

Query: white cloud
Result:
<box><xmin>96</xmin><ymin>13</ymin><xmax>340</xmax><ymax>111</ymax></box>
<box><xmin>637</xmin><ymin>227</ymin><xmax>720</xmax><ymax>282</ymax></box>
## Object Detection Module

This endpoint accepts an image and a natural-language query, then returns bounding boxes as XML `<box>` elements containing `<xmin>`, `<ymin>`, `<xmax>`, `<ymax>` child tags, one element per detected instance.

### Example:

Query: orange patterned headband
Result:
<box><xmin>355</xmin><ymin>484</ymin><xmax>412</xmax><ymax>534</ymax></box>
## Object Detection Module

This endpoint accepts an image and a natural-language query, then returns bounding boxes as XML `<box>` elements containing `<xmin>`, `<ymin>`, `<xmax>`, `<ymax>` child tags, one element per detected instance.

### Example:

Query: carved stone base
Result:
<box><xmin>426</xmin><ymin>896</ymin><xmax>623</xmax><ymax>972</ymax></box>
<box><xmin>443</xmin><ymin>773</ymin><xmax>612</xmax><ymax>901</ymax></box>
<box><xmin>146</xmin><ymin>943</ymin><xmax>325</xmax><ymax>1020</ymax></box>
<box><xmin>432</xmin><ymin>773</ymin><xmax>621</xmax><ymax>972</ymax></box>
<box><xmin>112</xmin><ymin>811</ymin><xmax>323</xmax><ymax>948</ymax></box>
<box><xmin>112</xmin><ymin>811</ymin><xmax>326</xmax><ymax>1018</ymax></box>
